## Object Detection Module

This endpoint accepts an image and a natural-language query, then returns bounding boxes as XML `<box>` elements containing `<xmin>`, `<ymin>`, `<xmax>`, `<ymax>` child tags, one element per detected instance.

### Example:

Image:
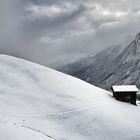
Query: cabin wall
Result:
<box><xmin>113</xmin><ymin>92</ymin><xmax>136</xmax><ymax>105</ymax></box>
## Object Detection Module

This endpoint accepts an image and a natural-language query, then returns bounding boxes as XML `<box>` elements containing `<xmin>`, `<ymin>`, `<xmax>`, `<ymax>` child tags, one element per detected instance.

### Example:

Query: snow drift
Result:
<box><xmin>0</xmin><ymin>55</ymin><xmax>140</xmax><ymax>140</ymax></box>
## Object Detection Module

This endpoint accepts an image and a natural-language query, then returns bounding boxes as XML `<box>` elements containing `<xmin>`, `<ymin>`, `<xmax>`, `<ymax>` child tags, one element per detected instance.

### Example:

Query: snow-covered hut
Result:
<box><xmin>111</xmin><ymin>85</ymin><xmax>139</xmax><ymax>105</ymax></box>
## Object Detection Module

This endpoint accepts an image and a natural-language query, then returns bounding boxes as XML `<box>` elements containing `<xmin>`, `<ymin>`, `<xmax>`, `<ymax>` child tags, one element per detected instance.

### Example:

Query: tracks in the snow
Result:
<box><xmin>0</xmin><ymin>102</ymin><xmax>110</xmax><ymax>140</ymax></box>
<box><xmin>21</xmin><ymin>125</ymin><xmax>56</xmax><ymax>140</ymax></box>
<box><xmin>0</xmin><ymin>102</ymin><xmax>109</xmax><ymax>118</ymax></box>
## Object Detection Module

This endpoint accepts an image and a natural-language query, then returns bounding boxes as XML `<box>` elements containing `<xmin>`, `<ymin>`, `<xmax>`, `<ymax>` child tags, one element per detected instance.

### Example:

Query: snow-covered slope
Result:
<box><xmin>0</xmin><ymin>55</ymin><xmax>140</xmax><ymax>140</ymax></box>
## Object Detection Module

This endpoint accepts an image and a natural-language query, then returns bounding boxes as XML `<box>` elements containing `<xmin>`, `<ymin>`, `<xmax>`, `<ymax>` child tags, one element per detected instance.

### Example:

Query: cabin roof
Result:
<box><xmin>112</xmin><ymin>85</ymin><xmax>139</xmax><ymax>92</ymax></box>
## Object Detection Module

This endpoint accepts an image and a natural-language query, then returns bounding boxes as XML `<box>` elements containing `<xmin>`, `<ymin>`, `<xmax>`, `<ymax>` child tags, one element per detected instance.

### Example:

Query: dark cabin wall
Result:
<box><xmin>112</xmin><ymin>91</ymin><xmax>136</xmax><ymax>105</ymax></box>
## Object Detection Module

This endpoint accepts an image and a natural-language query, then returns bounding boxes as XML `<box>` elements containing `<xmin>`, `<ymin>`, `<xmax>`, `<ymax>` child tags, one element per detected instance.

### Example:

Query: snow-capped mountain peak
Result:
<box><xmin>60</xmin><ymin>32</ymin><xmax>140</xmax><ymax>90</ymax></box>
<box><xmin>134</xmin><ymin>32</ymin><xmax>140</xmax><ymax>45</ymax></box>
<box><xmin>119</xmin><ymin>32</ymin><xmax>140</xmax><ymax>63</ymax></box>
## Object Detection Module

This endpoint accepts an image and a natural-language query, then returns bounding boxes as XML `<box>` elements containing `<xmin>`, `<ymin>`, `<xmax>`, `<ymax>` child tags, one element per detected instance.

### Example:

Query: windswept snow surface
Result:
<box><xmin>0</xmin><ymin>55</ymin><xmax>140</xmax><ymax>140</ymax></box>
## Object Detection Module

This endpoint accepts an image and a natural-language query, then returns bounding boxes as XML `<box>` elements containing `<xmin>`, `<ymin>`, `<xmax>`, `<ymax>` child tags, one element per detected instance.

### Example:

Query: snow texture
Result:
<box><xmin>0</xmin><ymin>55</ymin><xmax>140</xmax><ymax>140</ymax></box>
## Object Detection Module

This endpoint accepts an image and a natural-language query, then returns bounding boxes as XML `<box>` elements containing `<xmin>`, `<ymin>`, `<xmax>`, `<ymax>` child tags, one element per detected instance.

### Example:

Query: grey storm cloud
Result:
<box><xmin>23</xmin><ymin>4</ymin><xmax>86</xmax><ymax>40</ymax></box>
<box><xmin>1</xmin><ymin>0</ymin><xmax>140</xmax><ymax>68</ymax></box>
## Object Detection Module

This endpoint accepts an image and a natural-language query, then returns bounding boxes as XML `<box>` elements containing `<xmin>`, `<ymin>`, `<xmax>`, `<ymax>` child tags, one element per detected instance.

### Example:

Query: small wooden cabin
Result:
<box><xmin>111</xmin><ymin>85</ymin><xmax>139</xmax><ymax>105</ymax></box>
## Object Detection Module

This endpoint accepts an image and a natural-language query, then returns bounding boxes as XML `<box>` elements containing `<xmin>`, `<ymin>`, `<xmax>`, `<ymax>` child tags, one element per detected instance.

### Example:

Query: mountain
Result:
<box><xmin>0</xmin><ymin>55</ymin><xmax>140</xmax><ymax>139</ymax></box>
<box><xmin>59</xmin><ymin>33</ymin><xmax>140</xmax><ymax>90</ymax></box>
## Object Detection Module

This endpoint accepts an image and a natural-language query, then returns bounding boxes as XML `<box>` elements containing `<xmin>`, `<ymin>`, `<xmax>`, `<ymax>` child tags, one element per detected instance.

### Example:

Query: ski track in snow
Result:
<box><xmin>0</xmin><ymin>100</ymin><xmax>110</xmax><ymax>139</ymax></box>
<box><xmin>0</xmin><ymin>102</ymin><xmax>110</xmax><ymax>118</ymax></box>
<box><xmin>21</xmin><ymin>125</ymin><xmax>56</xmax><ymax>140</ymax></box>
<box><xmin>0</xmin><ymin>120</ymin><xmax>55</xmax><ymax>140</ymax></box>
<box><xmin>0</xmin><ymin>102</ymin><xmax>110</xmax><ymax>140</ymax></box>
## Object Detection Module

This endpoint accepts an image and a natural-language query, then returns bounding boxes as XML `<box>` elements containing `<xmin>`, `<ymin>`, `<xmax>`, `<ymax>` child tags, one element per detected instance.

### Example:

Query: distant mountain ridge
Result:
<box><xmin>59</xmin><ymin>32</ymin><xmax>140</xmax><ymax>90</ymax></box>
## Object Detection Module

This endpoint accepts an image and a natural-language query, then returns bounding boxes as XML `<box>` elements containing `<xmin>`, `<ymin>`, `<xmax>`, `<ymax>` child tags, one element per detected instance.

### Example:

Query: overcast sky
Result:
<box><xmin>1</xmin><ymin>0</ymin><xmax>140</xmax><ymax>68</ymax></box>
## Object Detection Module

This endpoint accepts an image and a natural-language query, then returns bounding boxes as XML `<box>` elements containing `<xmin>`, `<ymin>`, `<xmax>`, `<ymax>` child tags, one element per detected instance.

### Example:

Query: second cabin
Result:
<box><xmin>111</xmin><ymin>85</ymin><xmax>139</xmax><ymax>105</ymax></box>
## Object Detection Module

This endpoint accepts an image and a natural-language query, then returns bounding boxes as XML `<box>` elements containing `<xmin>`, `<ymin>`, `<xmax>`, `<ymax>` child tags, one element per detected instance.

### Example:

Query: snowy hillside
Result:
<box><xmin>0</xmin><ymin>55</ymin><xmax>140</xmax><ymax>140</ymax></box>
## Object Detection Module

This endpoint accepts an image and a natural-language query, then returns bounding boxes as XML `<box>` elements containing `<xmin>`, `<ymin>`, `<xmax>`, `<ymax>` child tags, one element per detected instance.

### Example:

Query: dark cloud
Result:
<box><xmin>0</xmin><ymin>0</ymin><xmax>140</xmax><ymax>68</ymax></box>
<box><xmin>23</xmin><ymin>4</ymin><xmax>86</xmax><ymax>40</ymax></box>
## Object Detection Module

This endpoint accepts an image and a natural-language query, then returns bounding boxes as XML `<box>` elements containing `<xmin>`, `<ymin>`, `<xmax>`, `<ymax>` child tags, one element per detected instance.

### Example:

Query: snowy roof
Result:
<box><xmin>112</xmin><ymin>85</ymin><xmax>139</xmax><ymax>92</ymax></box>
